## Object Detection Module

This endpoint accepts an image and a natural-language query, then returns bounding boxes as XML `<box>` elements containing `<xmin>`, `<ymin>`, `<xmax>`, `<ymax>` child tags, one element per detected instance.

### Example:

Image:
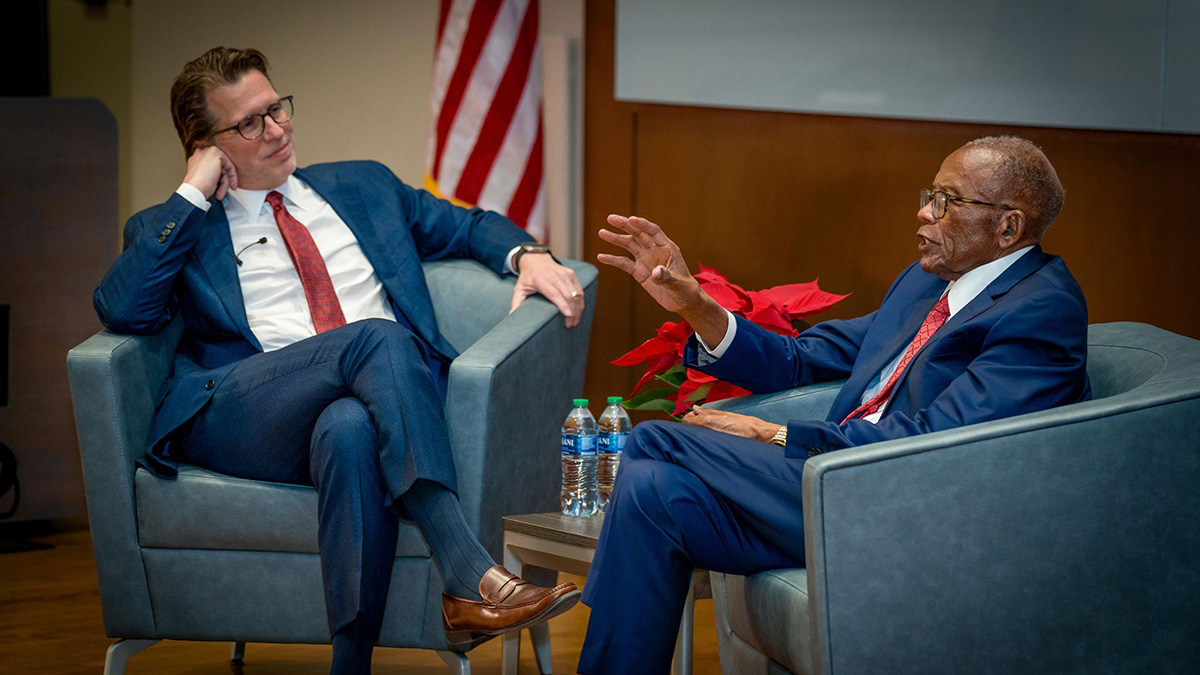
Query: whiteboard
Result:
<box><xmin>615</xmin><ymin>0</ymin><xmax>1200</xmax><ymax>134</ymax></box>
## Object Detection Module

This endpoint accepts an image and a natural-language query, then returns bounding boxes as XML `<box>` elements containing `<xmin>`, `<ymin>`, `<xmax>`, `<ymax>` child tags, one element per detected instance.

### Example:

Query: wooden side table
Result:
<box><xmin>501</xmin><ymin>512</ymin><xmax>709</xmax><ymax>675</ymax></box>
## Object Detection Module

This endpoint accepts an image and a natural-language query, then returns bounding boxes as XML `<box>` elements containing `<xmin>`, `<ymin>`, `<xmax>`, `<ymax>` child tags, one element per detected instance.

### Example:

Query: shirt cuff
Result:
<box><xmin>176</xmin><ymin>183</ymin><xmax>211</xmax><ymax>212</ymax></box>
<box><xmin>694</xmin><ymin>310</ymin><xmax>738</xmax><ymax>361</ymax></box>
<box><xmin>503</xmin><ymin>246</ymin><xmax>520</xmax><ymax>275</ymax></box>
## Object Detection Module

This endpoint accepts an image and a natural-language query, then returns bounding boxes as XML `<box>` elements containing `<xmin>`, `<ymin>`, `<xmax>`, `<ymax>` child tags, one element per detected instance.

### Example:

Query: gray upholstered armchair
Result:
<box><xmin>705</xmin><ymin>322</ymin><xmax>1200</xmax><ymax>675</ymax></box>
<box><xmin>67</xmin><ymin>259</ymin><xmax>597</xmax><ymax>675</ymax></box>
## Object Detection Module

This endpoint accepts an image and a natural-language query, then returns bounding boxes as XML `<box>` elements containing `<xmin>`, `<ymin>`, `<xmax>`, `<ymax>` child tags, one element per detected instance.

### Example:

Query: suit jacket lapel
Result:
<box><xmin>884</xmin><ymin>246</ymin><xmax>1050</xmax><ymax>406</ymax></box>
<box><xmin>837</xmin><ymin>278</ymin><xmax>946</xmax><ymax>411</ymax></box>
<box><xmin>194</xmin><ymin>200</ymin><xmax>262</xmax><ymax>351</ymax></box>
<box><xmin>295</xmin><ymin>167</ymin><xmax>442</xmax><ymax>353</ymax></box>
<box><xmin>932</xmin><ymin>245</ymin><xmax>1049</xmax><ymax>340</ymax></box>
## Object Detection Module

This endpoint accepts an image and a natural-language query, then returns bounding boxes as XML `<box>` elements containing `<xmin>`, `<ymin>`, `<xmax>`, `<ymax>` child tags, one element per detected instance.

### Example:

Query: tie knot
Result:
<box><xmin>266</xmin><ymin>191</ymin><xmax>284</xmax><ymax>210</ymax></box>
<box><xmin>933</xmin><ymin>294</ymin><xmax>950</xmax><ymax>319</ymax></box>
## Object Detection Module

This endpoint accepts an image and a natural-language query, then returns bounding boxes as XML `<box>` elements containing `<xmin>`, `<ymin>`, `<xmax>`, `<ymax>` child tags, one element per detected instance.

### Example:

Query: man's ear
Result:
<box><xmin>997</xmin><ymin>209</ymin><xmax>1027</xmax><ymax>248</ymax></box>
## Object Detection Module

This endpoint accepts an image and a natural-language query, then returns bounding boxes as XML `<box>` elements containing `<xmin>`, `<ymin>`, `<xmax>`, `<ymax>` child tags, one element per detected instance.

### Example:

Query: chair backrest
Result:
<box><xmin>1085</xmin><ymin>322</ymin><xmax>1200</xmax><ymax>400</ymax></box>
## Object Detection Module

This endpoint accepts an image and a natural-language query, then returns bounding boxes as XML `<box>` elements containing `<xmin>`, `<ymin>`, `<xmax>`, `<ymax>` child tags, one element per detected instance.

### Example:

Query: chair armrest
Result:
<box><xmin>801</xmin><ymin>380</ymin><xmax>1200</xmax><ymax>674</ymax></box>
<box><xmin>443</xmin><ymin>260</ymin><xmax>598</xmax><ymax>556</ymax></box>
<box><xmin>66</xmin><ymin>320</ymin><xmax>181</xmax><ymax>638</ymax></box>
<box><xmin>703</xmin><ymin>380</ymin><xmax>845</xmax><ymax>424</ymax></box>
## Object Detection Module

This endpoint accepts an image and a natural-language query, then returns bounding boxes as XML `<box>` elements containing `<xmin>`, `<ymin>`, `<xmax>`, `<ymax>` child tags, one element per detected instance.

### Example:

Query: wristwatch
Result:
<box><xmin>769</xmin><ymin>425</ymin><xmax>787</xmax><ymax>447</ymax></box>
<box><xmin>512</xmin><ymin>243</ymin><xmax>552</xmax><ymax>273</ymax></box>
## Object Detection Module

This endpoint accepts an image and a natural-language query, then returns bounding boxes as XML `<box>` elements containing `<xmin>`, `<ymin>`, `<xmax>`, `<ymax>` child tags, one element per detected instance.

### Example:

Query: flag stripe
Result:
<box><xmin>476</xmin><ymin>57</ymin><xmax>540</xmax><ymax>214</ymax></box>
<box><xmin>453</xmin><ymin>0</ymin><xmax>538</xmax><ymax>204</ymax></box>
<box><xmin>436</xmin><ymin>0</ymin><xmax>452</xmax><ymax>53</ymax></box>
<box><xmin>505</xmin><ymin>113</ymin><xmax>543</xmax><ymax>228</ymax></box>
<box><xmin>435</xmin><ymin>0</ymin><xmax>524</xmax><ymax>195</ymax></box>
<box><xmin>430</xmin><ymin>0</ymin><xmax>503</xmax><ymax>183</ymax></box>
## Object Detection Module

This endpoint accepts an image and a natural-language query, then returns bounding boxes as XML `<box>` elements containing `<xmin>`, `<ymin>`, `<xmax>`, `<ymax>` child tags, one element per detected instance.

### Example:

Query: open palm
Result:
<box><xmin>597</xmin><ymin>215</ymin><xmax>701</xmax><ymax>314</ymax></box>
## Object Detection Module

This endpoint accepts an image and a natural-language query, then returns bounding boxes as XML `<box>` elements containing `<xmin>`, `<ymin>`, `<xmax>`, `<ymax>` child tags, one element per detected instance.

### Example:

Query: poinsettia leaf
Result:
<box><xmin>695</xmin><ymin>263</ymin><xmax>734</xmax><ymax>286</ymax></box>
<box><xmin>631</xmin><ymin>353</ymin><xmax>680</xmax><ymax>395</ymax></box>
<box><xmin>759</xmin><ymin>279</ymin><xmax>850</xmax><ymax>319</ymax></box>
<box><xmin>685</xmin><ymin>369</ymin><xmax>717</xmax><ymax>384</ymax></box>
<box><xmin>745</xmin><ymin>291</ymin><xmax>796</xmax><ymax>334</ymax></box>
<box><xmin>705</xmin><ymin>381</ymin><xmax>752</xmax><ymax>402</ymax></box>
<box><xmin>611</xmin><ymin>334</ymin><xmax>678</xmax><ymax>366</ymax></box>
<box><xmin>703</xmin><ymin>283</ymin><xmax>751</xmax><ymax>313</ymax></box>
<box><xmin>655</xmin><ymin>364</ymin><xmax>688</xmax><ymax>388</ymax></box>
<box><xmin>623</xmin><ymin>387</ymin><xmax>679</xmax><ymax>411</ymax></box>
<box><xmin>683</xmin><ymin>382</ymin><xmax>713</xmax><ymax>402</ymax></box>
<box><xmin>657</xmin><ymin>319</ymin><xmax>692</xmax><ymax>342</ymax></box>
<box><xmin>696</xmin><ymin>263</ymin><xmax>752</xmax><ymax>312</ymax></box>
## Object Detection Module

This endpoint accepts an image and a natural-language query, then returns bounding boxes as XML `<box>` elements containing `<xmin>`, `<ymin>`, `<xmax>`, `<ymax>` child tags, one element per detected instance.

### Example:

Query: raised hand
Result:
<box><xmin>183</xmin><ymin>145</ymin><xmax>239</xmax><ymax>201</ymax></box>
<box><xmin>597</xmin><ymin>214</ymin><xmax>728</xmax><ymax>346</ymax></box>
<box><xmin>597</xmin><ymin>215</ymin><xmax>705</xmax><ymax>313</ymax></box>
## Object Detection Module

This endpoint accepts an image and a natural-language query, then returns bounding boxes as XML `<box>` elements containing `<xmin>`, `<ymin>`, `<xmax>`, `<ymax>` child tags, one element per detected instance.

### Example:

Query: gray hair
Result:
<box><xmin>964</xmin><ymin>135</ymin><xmax>1065</xmax><ymax>236</ymax></box>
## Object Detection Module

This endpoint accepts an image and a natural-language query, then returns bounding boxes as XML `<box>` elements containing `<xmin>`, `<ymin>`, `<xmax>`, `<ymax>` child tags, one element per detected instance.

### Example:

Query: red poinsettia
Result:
<box><xmin>614</xmin><ymin>264</ymin><xmax>849</xmax><ymax>417</ymax></box>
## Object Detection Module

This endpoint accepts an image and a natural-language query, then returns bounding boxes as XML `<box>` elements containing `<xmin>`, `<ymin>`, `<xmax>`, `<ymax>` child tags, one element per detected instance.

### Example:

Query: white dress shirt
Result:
<box><xmin>177</xmin><ymin>176</ymin><xmax>522</xmax><ymax>352</ymax></box>
<box><xmin>697</xmin><ymin>246</ymin><xmax>1034</xmax><ymax>423</ymax></box>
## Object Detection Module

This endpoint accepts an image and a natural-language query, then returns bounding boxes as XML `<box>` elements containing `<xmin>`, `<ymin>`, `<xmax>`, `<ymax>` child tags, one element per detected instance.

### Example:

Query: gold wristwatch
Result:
<box><xmin>769</xmin><ymin>425</ymin><xmax>787</xmax><ymax>447</ymax></box>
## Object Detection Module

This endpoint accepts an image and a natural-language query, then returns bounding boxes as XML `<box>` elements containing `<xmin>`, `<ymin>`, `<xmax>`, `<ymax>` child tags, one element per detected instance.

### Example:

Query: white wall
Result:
<box><xmin>129</xmin><ymin>0</ymin><xmax>582</xmax><ymax>219</ymax></box>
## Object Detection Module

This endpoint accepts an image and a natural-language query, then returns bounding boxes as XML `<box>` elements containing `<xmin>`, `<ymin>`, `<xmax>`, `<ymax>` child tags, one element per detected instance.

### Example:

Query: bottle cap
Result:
<box><xmin>607</xmin><ymin>396</ymin><xmax>623</xmax><ymax>405</ymax></box>
<box><xmin>573</xmin><ymin>398</ymin><xmax>588</xmax><ymax>407</ymax></box>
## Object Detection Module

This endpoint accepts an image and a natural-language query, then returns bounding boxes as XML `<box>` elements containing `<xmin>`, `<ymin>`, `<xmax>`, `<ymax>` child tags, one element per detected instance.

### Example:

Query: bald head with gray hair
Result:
<box><xmin>962</xmin><ymin>135</ymin><xmax>1065</xmax><ymax>237</ymax></box>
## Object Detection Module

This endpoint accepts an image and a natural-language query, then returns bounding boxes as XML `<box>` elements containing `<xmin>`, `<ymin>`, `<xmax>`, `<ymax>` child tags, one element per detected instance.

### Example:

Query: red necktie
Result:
<box><xmin>842</xmin><ymin>294</ymin><xmax>950</xmax><ymax>423</ymax></box>
<box><xmin>265</xmin><ymin>191</ymin><xmax>346</xmax><ymax>333</ymax></box>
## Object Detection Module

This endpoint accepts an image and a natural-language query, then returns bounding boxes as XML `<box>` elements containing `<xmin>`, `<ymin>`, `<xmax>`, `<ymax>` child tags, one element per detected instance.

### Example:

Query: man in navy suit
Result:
<box><xmin>579</xmin><ymin>136</ymin><xmax>1091</xmax><ymax>674</ymax></box>
<box><xmin>94</xmin><ymin>47</ymin><xmax>581</xmax><ymax>675</ymax></box>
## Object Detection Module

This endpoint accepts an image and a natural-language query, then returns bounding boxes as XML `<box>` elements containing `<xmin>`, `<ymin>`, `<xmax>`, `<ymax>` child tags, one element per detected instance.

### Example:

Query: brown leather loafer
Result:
<box><xmin>442</xmin><ymin>565</ymin><xmax>581</xmax><ymax>642</ymax></box>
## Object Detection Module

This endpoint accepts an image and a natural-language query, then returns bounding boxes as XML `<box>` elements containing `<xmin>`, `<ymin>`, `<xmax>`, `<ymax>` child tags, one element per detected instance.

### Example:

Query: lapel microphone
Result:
<box><xmin>234</xmin><ymin>237</ymin><xmax>268</xmax><ymax>266</ymax></box>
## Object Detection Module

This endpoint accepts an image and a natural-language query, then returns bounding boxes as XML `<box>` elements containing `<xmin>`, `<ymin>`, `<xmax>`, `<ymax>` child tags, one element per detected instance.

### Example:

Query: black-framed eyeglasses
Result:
<box><xmin>920</xmin><ymin>188</ymin><xmax>1010</xmax><ymax>220</ymax></box>
<box><xmin>216</xmin><ymin>96</ymin><xmax>294</xmax><ymax>141</ymax></box>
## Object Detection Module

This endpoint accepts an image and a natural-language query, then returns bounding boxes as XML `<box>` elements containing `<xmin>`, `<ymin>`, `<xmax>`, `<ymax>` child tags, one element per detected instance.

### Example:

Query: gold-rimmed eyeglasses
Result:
<box><xmin>920</xmin><ymin>188</ymin><xmax>1010</xmax><ymax>220</ymax></box>
<box><xmin>216</xmin><ymin>96</ymin><xmax>294</xmax><ymax>141</ymax></box>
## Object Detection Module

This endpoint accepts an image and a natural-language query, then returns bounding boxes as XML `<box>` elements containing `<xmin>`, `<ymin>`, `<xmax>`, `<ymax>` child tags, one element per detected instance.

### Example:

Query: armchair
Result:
<box><xmin>705</xmin><ymin>322</ymin><xmax>1200</xmax><ymax>675</ymax></box>
<box><xmin>67</xmin><ymin>259</ymin><xmax>597</xmax><ymax>675</ymax></box>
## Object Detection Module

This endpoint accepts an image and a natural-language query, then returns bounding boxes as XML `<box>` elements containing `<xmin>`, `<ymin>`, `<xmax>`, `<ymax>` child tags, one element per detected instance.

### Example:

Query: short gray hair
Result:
<box><xmin>964</xmin><ymin>135</ymin><xmax>1065</xmax><ymax>236</ymax></box>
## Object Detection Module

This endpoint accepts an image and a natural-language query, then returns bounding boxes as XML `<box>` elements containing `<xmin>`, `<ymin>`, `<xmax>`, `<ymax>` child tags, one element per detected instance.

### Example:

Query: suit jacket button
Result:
<box><xmin>205</xmin><ymin>380</ymin><xmax>215</xmax><ymax>391</ymax></box>
<box><xmin>166</xmin><ymin>221</ymin><xmax>176</xmax><ymax>230</ymax></box>
<box><xmin>157</xmin><ymin>235</ymin><xmax>167</xmax><ymax>243</ymax></box>
<box><xmin>806</xmin><ymin>447</ymin><xmax>821</xmax><ymax>458</ymax></box>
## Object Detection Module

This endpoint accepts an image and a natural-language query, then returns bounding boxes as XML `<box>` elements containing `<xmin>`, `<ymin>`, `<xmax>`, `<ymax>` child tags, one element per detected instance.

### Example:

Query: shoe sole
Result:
<box><xmin>445</xmin><ymin>588</ymin><xmax>582</xmax><ymax>644</ymax></box>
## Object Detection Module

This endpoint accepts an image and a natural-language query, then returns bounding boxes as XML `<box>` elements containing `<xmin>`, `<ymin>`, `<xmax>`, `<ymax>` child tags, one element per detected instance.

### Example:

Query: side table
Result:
<box><xmin>501</xmin><ymin>512</ymin><xmax>709</xmax><ymax>675</ymax></box>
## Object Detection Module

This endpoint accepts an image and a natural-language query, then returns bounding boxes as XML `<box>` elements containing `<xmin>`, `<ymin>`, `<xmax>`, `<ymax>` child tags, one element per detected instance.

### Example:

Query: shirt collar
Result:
<box><xmin>944</xmin><ymin>245</ymin><xmax>1035</xmax><ymax>316</ymax></box>
<box><xmin>223</xmin><ymin>173</ymin><xmax>301</xmax><ymax>220</ymax></box>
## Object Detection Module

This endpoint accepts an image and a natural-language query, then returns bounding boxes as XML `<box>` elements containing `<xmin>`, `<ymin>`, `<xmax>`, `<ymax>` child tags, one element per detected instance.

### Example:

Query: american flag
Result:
<box><xmin>425</xmin><ymin>0</ymin><xmax>546</xmax><ymax>240</ymax></box>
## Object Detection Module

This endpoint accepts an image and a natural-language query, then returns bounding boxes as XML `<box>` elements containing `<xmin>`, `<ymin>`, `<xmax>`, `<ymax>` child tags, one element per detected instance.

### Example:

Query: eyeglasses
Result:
<box><xmin>919</xmin><ymin>188</ymin><xmax>1009</xmax><ymax>220</ymax></box>
<box><xmin>216</xmin><ymin>96</ymin><xmax>294</xmax><ymax>141</ymax></box>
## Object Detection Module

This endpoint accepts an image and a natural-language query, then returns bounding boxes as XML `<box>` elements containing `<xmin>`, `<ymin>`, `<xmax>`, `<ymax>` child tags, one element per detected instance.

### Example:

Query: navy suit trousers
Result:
<box><xmin>578</xmin><ymin>421</ymin><xmax>808</xmax><ymax>675</ymax></box>
<box><xmin>178</xmin><ymin>319</ymin><xmax>454</xmax><ymax>634</ymax></box>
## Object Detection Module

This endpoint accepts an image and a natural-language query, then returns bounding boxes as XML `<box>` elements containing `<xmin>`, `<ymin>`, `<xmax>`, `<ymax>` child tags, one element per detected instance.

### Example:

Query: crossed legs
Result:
<box><xmin>578</xmin><ymin>420</ymin><xmax>809</xmax><ymax>675</ymax></box>
<box><xmin>177</xmin><ymin>320</ymin><xmax>521</xmax><ymax>672</ymax></box>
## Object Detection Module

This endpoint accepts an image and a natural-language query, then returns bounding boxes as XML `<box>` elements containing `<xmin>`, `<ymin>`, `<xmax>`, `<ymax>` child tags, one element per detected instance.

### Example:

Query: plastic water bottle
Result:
<box><xmin>597</xmin><ymin>396</ymin><xmax>631</xmax><ymax>512</ymax></box>
<box><xmin>561</xmin><ymin>399</ymin><xmax>598</xmax><ymax>517</ymax></box>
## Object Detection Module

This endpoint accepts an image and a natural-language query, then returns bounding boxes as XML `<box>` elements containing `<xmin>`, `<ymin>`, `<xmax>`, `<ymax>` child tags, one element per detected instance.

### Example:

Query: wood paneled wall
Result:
<box><xmin>582</xmin><ymin>0</ymin><xmax>1200</xmax><ymax>406</ymax></box>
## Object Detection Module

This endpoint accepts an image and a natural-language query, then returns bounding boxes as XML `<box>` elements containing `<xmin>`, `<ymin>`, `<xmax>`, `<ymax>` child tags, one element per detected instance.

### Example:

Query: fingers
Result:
<box><xmin>606</xmin><ymin>214</ymin><xmax>662</xmax><ymax>250</ymax></box>
<box><xmin>596</xmin><ymin>252</ymin><xmax>635</xmax><ymax>275</ymax></box>
<box><xmin>512</xmin><ymin>265</ymin><xmax>585</xmax><ymax>328</ymax></box>
<box><xmin>221</xmin><ymin>151</ymin><xmax>238</xmax><ymax>192</ymax></box>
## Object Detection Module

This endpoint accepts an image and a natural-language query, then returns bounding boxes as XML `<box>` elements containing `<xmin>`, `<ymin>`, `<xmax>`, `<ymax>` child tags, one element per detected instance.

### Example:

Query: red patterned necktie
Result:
<box><xmin>842</xmin><ymin>294</ymin><xmax>951</xmax><ymax>423</ymax></box>
<box><xmin>265</xmin><ymin>191</ymin><xmax>346</xmax><ymax>333</ymax></box>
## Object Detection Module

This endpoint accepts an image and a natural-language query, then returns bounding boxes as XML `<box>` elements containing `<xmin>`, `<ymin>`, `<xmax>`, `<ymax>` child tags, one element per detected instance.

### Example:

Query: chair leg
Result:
<box><xmin>230</xmin><ymin>641</ymin><xmax>246</xmax><ymax>665</ymax></box>
<box><xmin>104</xmin><ymin>639</ymin><xmax>159</xmax><ymax>675</ymax></box>
<box><xmin>437</xmin><ymin>650</ymin><xmax>471</xmax><ymax>675</ymax></box>
<box><xmin>529</xmin><ymin>621</ymin><xmax>554</xmax><ymax>674</ymax></box>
